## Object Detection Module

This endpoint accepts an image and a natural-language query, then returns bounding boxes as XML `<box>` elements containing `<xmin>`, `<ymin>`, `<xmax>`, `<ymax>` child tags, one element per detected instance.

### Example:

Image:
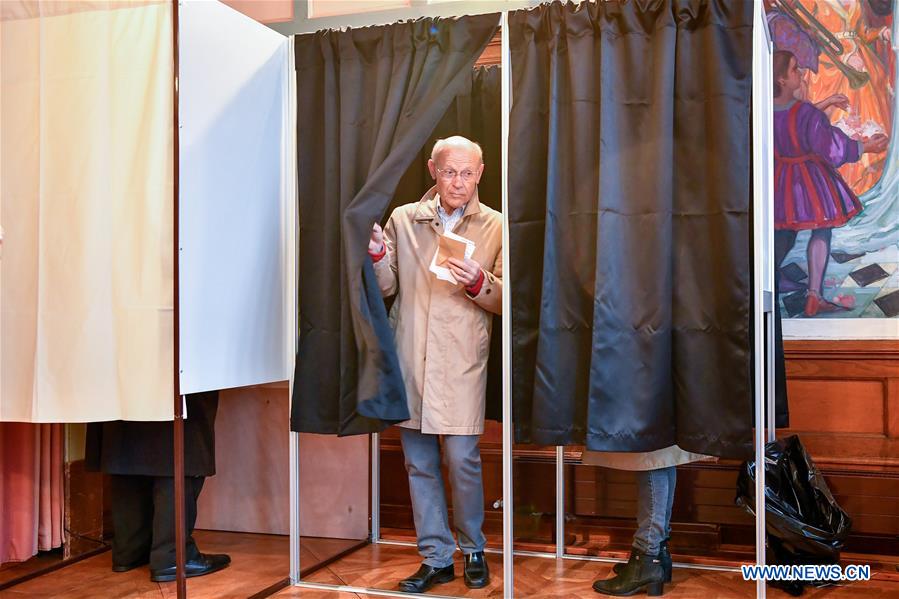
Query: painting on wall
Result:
<box><xmin>767</xmin><ymin>0</ymin><xmax>898</xmax><ymax>338</ymax></box>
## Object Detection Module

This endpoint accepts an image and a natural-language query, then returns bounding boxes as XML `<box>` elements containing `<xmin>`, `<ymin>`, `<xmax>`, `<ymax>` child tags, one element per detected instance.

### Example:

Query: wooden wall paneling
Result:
<box><xmin>196</xmin><ymin>383</ymin><xmax>369</xmax><ymax>540</ymax></box>
<box><xmin>781</xmin><ymin>340</ymin><xmax>899</xmax><ymax>469</ymax></box>
<box><xmin>63</xmin><ymin>457</ymin><xmax>107</xmax><ymax>558</ymax></box>
<box><xmin>297</xmin><ymin>432</ymin><xmax>370</xmax><ymax>540</ymax></box>
<box><xmin>475</xmin><ymin>31</ymin><xmax>501</xmax><ymax>67</ymax></box>
<box><xmin>888</xmin><ymin>376</ymin><xmax>899</xmax><ymax>439</ymax></box>
<box><xmin>220</xmin><ymin>0</ymin><xmax>294</xmax><ymax>23</ymax></box>
<box><xmin>197</xmin><ymin>384</ymin><xmax>290</xmax><ymax>535</ymax></box>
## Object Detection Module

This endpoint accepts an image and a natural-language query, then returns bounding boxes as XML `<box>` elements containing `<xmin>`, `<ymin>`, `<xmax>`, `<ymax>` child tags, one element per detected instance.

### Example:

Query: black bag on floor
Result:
<box><xmin>736</xmin><ymin>435</ymin><xmax>852</xmax><ymax>596</ymax></box>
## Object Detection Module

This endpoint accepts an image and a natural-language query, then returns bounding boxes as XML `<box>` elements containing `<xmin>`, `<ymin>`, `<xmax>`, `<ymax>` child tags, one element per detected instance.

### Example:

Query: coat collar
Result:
<box><xmin>412</xmin><ymin>185</ymin><xmax>482</xmax><ymax>223</ymax></box>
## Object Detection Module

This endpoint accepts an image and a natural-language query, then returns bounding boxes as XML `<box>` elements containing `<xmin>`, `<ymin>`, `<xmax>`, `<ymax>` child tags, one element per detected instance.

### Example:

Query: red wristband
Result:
<box><xmin>465</xmin><ymin>270</ymin><xmax>485</xmax><ymax>296</ymax></box>
<box><xmin>369</xmin><ymin>244</ymin><xmax>386</xmax><ymax>263</ymax></box>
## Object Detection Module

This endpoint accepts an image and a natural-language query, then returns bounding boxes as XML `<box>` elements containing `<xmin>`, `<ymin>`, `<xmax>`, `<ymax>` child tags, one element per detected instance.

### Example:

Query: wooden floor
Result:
<box><xmin>5</xmin><ymin>532</ymin><xmax>898</xmax><ymax>598</ymax></box>
<box><xmin>275</xmin><ymin>542</ymin><xmax>899</xmax><ymax>599</ymax></box>
<box><xmin>0</xmin><ymin>531</ymin><xmax>360</xmax><ymax>599</ymax></box>
<box><xmin>0</xmin><ymin>550</ymin><xmax>65</xmax><ymax>588</ymax></box>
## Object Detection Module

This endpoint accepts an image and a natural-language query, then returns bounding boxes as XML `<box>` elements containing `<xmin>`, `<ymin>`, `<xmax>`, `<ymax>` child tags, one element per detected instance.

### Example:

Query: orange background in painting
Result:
<box><xmin>798</xmin><ymin>0</ymin><xmax>894</xmax><ymax>195</ymax></box>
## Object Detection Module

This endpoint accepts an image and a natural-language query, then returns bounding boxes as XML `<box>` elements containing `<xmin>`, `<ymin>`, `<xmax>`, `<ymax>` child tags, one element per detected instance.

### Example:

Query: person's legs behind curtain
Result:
<box><xmin>109</xmin><ymin>475</ymin><xmax>154</xmax><ymax>571</ymax></box>
<box><xmin>148</xmin><ymin>476</ymin><xmax>230</xmax><ymax>582</ymax></box>
<box><xmin>594</xmin><ymin>467</ymin><xmax>673</xmax><ymax>596</ymax></box>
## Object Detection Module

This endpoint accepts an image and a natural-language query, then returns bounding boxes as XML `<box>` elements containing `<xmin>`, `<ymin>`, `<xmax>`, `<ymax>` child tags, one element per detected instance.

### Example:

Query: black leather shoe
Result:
<box><xmin>593</xmin><ymin>549</ymin><xmax>665</xmax><ymax>596</ymax></box>
<box><xmin>613</xmin><ymin>540</ymin><xmax>672</xmax><ymax>582</ymax></box>
<box><xmin>463</xmin><ymin>551</ymin><xmax>490</xmax><ymax>589</ymax></box>
<box><xmin>398</xmin><ymin>563</ymin><xmax>454</xmax><ymax>593</ymax></box>
<box><xmin>112</xmin><ymin>559</ymin><xmax>148</xmax><ymax>573</ymax></box>
<box><xmin>150</xmin><ymin>553</ymin><xmax>231</xmax><ymax>582</ymax></box>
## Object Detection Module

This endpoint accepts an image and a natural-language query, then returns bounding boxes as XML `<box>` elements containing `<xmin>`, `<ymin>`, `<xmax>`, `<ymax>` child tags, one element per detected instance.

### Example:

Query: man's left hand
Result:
<box><xmin>448</xmin><ymin>258</ymin><xmax>481</xmax><ymax>287</ymax></box>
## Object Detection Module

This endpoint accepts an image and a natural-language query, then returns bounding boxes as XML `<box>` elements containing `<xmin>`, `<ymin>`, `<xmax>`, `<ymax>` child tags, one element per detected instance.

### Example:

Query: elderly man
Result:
<box><xmin>369</xmin><ymin>136</ymin><xmax>502</xmax><ymax>593</ymax></box>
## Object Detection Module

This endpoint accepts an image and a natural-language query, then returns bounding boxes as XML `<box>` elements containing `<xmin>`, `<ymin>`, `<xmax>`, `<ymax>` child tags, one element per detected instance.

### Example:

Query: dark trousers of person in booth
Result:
<box><xmin>108</xmin><ymin>475</ymin><xmax>223</xmax><ymax>580</ymax></box>
<box><xmin>85</xmin><ymin>391</ymin><xmax>230</xmax><ymax>582</ymax></box>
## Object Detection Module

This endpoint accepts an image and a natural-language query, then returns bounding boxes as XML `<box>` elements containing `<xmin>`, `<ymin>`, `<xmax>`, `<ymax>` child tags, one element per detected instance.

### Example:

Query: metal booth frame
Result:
<box><xmin>281</xmin><ymin>3</ymin><xmax>776</xmax><ymax>598</ymax></box>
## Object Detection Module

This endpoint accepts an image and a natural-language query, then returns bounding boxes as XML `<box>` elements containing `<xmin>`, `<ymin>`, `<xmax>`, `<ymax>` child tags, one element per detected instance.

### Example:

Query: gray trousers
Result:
<box><xmin>399</xmin><ymin>428</ymin><xmax>487</xmax><ymax>568</ymax></box>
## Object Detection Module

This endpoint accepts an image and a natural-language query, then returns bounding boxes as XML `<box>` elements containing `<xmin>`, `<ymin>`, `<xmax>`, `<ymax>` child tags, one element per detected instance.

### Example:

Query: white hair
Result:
<box><xmin>430</xmin><ymin>136</ymin><xmax>483</xmax><ymax>164</ymax></box>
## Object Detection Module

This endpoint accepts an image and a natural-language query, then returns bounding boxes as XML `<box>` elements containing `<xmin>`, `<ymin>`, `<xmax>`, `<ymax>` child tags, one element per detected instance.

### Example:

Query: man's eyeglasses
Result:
<box><xmin>436</xmin><ymin>167</ymin><xmax>477</xmax><ymax>183</ymax></box>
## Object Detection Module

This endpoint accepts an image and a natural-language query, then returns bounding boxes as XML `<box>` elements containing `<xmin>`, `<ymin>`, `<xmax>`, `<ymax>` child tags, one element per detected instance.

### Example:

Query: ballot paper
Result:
<box><xmin>436</xmin><ymin>234</ymin><xmax>468</xmax><ymax>266</ymax></box>
<box><xmin>429</xmin><ymin>231</ymin><xmax>475</xmax><ymax>284</ymax></box>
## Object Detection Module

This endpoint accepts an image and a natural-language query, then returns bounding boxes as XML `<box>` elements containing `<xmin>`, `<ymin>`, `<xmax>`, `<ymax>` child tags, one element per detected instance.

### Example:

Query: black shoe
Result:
<box><xmin>112</xmin><ymin>559</ymin><xmax>148</xmax><ymax>573</ymax></box>
<box><xmin>150</xmin><ymin>553</ymin><xmax>231</xmax><ymax>582</ymax></box>
<box><xmin>613</xmin><ymin>541</ymin><xmax>672</xmax><ymax>582</ymax></box>
<box><xmin>593</xmin><ymin>549</ymin><xmax>666</xmax><ymax>596</ymax></box>
<box><xmin>464</xmin><ymin>551</ymin><xmax>490</xmax><ymax>589</ymax></box>
<box><xmin>398</xmin><ymin>563</ymin><xmax>454</xmax><ymax>593</ymax></box>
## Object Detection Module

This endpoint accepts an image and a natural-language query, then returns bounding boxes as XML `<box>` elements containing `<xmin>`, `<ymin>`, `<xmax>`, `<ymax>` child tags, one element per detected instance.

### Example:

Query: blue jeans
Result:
<box><xmin>633</xmin><ymin>467</ymin><xmax>676</xmax><ymax>556</ymax></box>
<box><xmin>399</xmin><ymin>428</ymin><xmax>487</xmax><ymax>568</ymax></box>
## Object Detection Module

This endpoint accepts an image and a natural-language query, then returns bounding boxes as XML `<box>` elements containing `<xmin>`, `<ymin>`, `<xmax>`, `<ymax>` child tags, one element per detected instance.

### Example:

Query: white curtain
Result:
<box><xmin>1</xmin><ymin>0</ymin><xmax>174</xmax><ymax>422</ymax></box>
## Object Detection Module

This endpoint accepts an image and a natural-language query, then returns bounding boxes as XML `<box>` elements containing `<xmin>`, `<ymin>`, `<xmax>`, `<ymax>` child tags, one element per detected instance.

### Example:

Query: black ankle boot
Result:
<box><xmin>464</xmin><ymin>551</ymin><xmax>490</xmax><ymax>588</ymax></box>
<box><xmin>613</xmin><ymin>540</ymin><xmax>672</xmax><ymax>582</ymax></box>
<box><xmin>593</xmin><ymin>549</ymin><xmax>666</xmax><ymax>596</ymax></box>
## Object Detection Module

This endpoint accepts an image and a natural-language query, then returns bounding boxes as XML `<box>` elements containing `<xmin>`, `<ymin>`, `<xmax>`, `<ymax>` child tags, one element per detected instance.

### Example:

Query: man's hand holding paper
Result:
<box><xmin>429</xmin><ymin>231</ymin><xmax>476</xmax><ymax>285</ymax></box>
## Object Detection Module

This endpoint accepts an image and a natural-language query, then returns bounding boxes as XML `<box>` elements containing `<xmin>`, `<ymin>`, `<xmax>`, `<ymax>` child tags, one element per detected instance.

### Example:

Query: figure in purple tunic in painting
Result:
<box><xmin>773</xmin><ymin>50</ymin><xmax>889</xmax><ymax>316</ymax></box>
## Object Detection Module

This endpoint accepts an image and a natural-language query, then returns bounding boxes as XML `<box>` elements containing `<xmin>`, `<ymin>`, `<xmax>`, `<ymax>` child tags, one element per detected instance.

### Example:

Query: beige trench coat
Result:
<box><xmin>582</xmin><ymin>446</ymin><xmax>714</xmax><ymax>471</ymax></box>
<box><xmin>374</xmin><ymin>186</ymin><xmax>502</xmax><ymax>435</ymax></box>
